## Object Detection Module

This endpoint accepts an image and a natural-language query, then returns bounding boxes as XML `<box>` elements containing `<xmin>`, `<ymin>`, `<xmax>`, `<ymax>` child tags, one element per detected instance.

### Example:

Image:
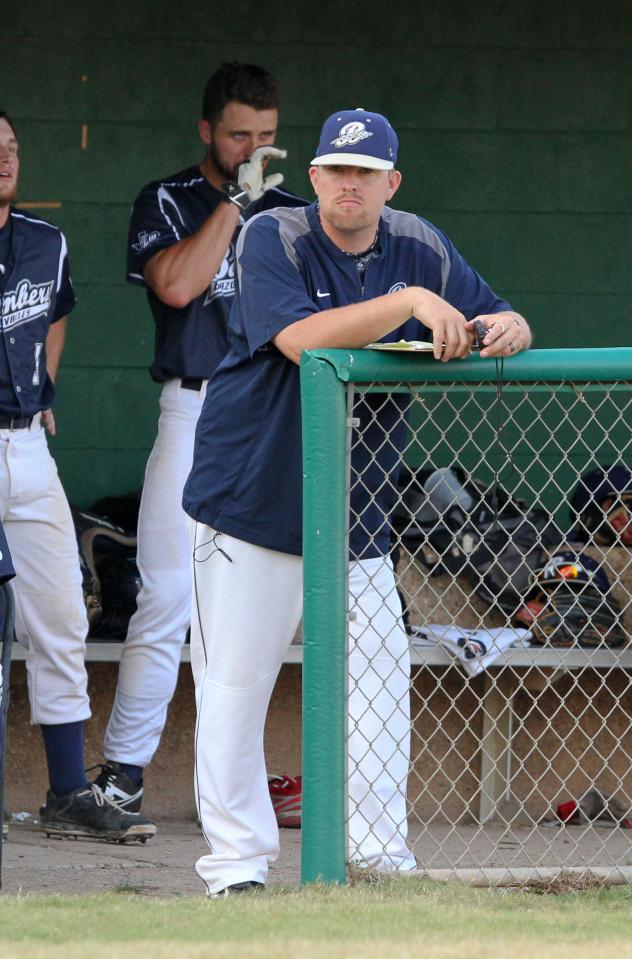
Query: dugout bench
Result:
<box><xmin>11</xmin><ymin>638</ymin><xmax>632</xmax><ymax>825</ymax></box>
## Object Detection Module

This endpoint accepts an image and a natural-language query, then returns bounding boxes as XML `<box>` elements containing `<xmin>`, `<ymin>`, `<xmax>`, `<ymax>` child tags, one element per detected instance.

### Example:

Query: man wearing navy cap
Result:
<box><xmin>183</xmin><ymin>108</ymin><xmax>533</xmax><ymax>897</ymax></box>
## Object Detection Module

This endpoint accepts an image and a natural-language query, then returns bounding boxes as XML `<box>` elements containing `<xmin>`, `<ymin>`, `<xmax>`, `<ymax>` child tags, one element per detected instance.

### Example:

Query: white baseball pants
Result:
<box><xmin>104</xmin><ymin>379</ymin><xmax>206</xmax><ymax>766</ymax></box>
<box><xmin>190</xmin><ymin>524</ymin><xmax>416</xmax><ymax>894</ymax></box>
<box><xmin>0</xmin><ymin>418</ymin><xmax>90</xmax><ymax>725</ymax></box>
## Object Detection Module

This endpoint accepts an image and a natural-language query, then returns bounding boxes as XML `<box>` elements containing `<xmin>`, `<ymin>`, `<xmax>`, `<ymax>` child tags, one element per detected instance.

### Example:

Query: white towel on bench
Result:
<box><xmin>409</xmin><ymin>624</ymin><xmax>532</xmax><ymax>677</ymax></box>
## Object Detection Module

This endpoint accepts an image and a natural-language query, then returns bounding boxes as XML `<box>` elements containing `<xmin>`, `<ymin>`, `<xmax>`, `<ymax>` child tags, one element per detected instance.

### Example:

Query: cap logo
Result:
<box><xmin>542</xmin><ymin>558</ymin><xmax>584</xmax><ymax>581</ymax></box>
<box><xmin>557</xmin><ymin>564</ymin><xmax>581</xmax><ymax>580</ymax></box>
<box><xmin>331</xmin><ymin>121</ymin><xmax>373</xmax><ymax>149</ymax></box>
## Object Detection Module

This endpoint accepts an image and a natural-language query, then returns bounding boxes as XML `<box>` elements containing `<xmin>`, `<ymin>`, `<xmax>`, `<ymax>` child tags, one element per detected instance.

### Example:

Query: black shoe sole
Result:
<box><xmin>209</xmin><ymin>881</ymin><xmax>265</xmax><ymax>898</ymax></box>
<box><xmin>39</xmin><ymin>821</ymin><xmax>156</xmax><ymax>844</ymax></box>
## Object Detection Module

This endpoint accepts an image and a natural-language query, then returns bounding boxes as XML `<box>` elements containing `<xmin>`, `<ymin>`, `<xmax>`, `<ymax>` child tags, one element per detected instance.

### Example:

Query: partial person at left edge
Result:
<box><xmin>0</xmin><ymin>520</ymin><xmax>15</xmax><ymax>587</ymax></box>
<box><xmin>0</xmin><ymin>110</ymin><xmax>156</xmax><ymax>843</ymax></box>
<box><xmin>0</xmin><ymin>515</ymin><xmax>15</xmax><ymax>842</ymax></box>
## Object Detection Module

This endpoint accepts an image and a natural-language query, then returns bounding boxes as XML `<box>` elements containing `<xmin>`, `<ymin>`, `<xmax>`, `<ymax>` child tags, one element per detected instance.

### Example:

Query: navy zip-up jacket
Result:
<box><xmin>184</xmin><ymin>202</ymin><xmax>512</xmax><ymax>558</ymax></box>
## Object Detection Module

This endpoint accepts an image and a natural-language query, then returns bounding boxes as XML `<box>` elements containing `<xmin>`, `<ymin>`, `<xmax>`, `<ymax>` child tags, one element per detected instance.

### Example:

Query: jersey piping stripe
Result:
<box><xmin>11</xmin><ymin>211</ymin><xmax>60</xmax><ymax>231</ymax></box>
<box><xmin>11</xmin><ymin>212</ymin><xmax>69</xmax><ymax>295</ymax></box>
<box><xmin>57</xmin><ymin>233</ymin><xmax>68</xmax><ymax>292</ymax></box>
<box><xmin>158</xmin><ymin>175</ymin><xmax>205</xmax><ymax>189</ymax></box>
<box><xmin>156</xmin><ymin>185</ymin><xmax>185</xmax><ymax>242</ymax></box>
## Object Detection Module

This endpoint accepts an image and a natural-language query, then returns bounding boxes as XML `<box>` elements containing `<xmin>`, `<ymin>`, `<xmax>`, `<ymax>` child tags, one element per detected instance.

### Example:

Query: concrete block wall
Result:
<box><xmin>2</xmin><ymin>3</ymin><xmax>632</xmax><ymax>817</ymax></box>
<box><xmin>1</xmin><ymin>0</ymin><xmax>630</xmax><ymax>504</ymax></box>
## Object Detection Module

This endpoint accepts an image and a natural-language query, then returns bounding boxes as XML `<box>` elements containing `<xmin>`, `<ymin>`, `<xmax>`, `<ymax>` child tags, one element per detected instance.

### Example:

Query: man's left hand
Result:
<box><xmin>237</xmin><ymin>146</ymin><xmax>287</xmax><ymax>203</ymax></box>
<box><xmin>41</xmin><ymin>409</ymin><xmax>56</xmax><ymax>436</ymax></box>
<box><xmin>466</xmin><ymin>312</ymin><xmax>531</xmax><ymax>357</ymax></box>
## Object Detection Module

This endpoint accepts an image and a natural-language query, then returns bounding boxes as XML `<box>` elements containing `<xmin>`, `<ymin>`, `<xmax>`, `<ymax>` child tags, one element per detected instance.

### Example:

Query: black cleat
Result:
<box><xmin>39</xmin><ymin>784</ymin><xmax>156</xmax><ymax>843</ymax></box>
<box><xmin>91</xmin><ymin>761</ymin><xmax>144</xmax><ymax>814</ymax></box>
<box><xmin>208</xmin><ymin>881</ymin><xmax>264</xmax><ymax>899</ymax></box>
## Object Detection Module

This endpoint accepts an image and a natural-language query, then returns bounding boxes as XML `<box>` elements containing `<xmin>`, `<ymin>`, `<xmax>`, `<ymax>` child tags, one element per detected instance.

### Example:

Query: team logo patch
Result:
<box><xmin>203</xmin><ymin>249</ymin><xmax>236</xmax><ymax>305</ymax></box>
<box><xmin>388</xmin><ymin>282</ymin><xmax>407</xmax><ymax>294</ymax></box>
<box><xmin>132</xmin><ymin>230</ymin><xmax>160</xmax><ymax>253</ymax></box>
<box><xmin>331</xmin><ymin>122</ymin><xmax>373</xmax><ymax>149</ymax></box>
<box><xmin>2</xmin><ymin>279</ymin><xmax>53</xmax><ymax>331</ymax></box>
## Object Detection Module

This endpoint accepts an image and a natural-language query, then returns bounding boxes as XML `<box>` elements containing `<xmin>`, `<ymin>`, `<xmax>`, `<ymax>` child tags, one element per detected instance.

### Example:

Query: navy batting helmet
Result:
<box><xmin>532</xmin><ymin>550</ymin><xmax>611</xmax><ymax>594</ymax></box>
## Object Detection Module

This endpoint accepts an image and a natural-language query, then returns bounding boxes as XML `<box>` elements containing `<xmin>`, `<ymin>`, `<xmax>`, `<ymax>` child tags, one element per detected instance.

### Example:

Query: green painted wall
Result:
<box><xmin>1</xmin><ymin>1</ymin><xmax>631</xmax><ymax>505</ymax></box>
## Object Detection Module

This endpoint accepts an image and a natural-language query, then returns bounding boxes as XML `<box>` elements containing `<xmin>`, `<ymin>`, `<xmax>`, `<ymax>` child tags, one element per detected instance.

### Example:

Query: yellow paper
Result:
<box><xmin>364</xmin><ymin>340</ymin><xmax>434</xmax><ymax>352</ymax></box>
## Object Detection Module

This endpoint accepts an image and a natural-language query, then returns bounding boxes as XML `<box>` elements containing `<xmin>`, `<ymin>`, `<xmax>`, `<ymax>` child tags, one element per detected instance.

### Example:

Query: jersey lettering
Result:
<box><xmin>2</xmin><ymin>279</ymin><xmax>54</xmax><ymax>331</ymax></box>
<box><xmin>203</xmin><ymin>248</ymin><xmax>236</xmax><ymax>305</ymax></box>
<box><xmin>132</xmin><ymin>230</ymin><xmax>161</xmax><ymax>253</ymax></box>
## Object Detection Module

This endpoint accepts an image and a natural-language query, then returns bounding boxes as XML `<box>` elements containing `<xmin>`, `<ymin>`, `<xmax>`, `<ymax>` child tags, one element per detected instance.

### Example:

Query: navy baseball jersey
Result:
<box><xmin>183</xmin><ymin>202</ymin><xmax>513</xmax><ymax>559</ymax></box>
<box><xmin>0</xmin><ymin>210</ymin><xmax>76</xmax><ymax>417</ymax></box>
<box><xmin>127</xmin><ymin>166</ymin><xmax>309</xmax><ymax>382</ymax></box>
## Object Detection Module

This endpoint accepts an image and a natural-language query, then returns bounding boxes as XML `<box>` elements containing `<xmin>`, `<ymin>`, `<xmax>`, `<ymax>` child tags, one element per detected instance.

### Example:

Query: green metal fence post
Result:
<box><xmin>297</xmin><ymin>346</ymin><xmax>632</xmax><ymax>885</ymax></box>
<box><xmin>300</xmin><ymin>351</ymin><xmax>348</xmax><ymax>885</ymax></box>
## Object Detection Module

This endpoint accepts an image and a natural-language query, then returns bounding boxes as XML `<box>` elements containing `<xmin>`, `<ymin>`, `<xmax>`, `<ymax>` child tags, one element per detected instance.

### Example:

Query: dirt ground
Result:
<box><xmin>1</xmin><ymin>819</ymin><xmax>302</xmax><ymax>896</ymax></box>
<box><xmin>4</xmin><ymin>818</ymin><xmax>631</xmax><ymax>897</ymax></box>
<box><xmin>3</xmin><ymin>540</ymin><xmax>630</xmax><ymax>897</ymax></box>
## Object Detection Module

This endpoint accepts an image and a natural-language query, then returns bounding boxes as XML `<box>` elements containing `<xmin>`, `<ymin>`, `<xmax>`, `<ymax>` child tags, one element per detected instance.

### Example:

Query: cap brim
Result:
<box><xmin>310</xmin><ymin>153</ymin><xmax>394</xmax><ymax>171</ymax></box>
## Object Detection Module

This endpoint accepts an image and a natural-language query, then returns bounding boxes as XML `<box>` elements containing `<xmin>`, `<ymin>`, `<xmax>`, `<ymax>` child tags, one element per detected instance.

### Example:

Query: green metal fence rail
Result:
<box><xmin>300</xmin><ymin>346</ymin><xmax>632</xmax><ymax>886</ymax></box>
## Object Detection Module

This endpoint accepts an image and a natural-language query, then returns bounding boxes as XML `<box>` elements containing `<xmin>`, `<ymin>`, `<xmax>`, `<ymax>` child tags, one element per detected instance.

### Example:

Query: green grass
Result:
<box><xmin>0</xmin><ymin>879</ymin><xmax>632</xmax><ymax>959</ymax></box>
<box><xmin>2</xmin><ymin>880</ymin><xmax>632</xmax><ymax>958</ymax></box>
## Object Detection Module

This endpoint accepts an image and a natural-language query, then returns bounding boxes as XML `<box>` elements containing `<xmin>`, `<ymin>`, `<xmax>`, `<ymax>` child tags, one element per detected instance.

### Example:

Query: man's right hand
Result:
<box><xmin>237</xmin><ymin>146</ymin><xmax>287</xmax><ymax>203</ymax></box>
<box><xmin>408</xmin><ymin>288</ymin><xmax>470</xmax><ymax>361</ymax></box>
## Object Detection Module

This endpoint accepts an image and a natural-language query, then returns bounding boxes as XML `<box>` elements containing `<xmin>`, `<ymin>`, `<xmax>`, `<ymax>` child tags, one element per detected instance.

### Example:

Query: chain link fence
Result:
<box><xmin>300</xmin><ymin>347</ymin><xmax>632</xmax><ymax>886</ymax></box>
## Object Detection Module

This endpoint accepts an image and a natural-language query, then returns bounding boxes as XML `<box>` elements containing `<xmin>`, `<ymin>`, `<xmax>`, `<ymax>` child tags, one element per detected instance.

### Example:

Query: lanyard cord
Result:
<box><xmin>490</xmin><ymin>357</ymin><xmax>514</xmax><ymax>530</ymax></box>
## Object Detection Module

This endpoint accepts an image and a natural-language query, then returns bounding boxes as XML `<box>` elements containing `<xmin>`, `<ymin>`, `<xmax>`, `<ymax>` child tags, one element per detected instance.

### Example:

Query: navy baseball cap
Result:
<box><xmin>570</xmin><ymin>463</ymin><xmax>632</xmax><ymax>541</ymax></box>
<box><xmin>310</xmin><ymin>108</ymin><xmax>398</xmax><ymax>171</ymax></box>
<box><xmin>570</xmin><ymin>464</ymin><xmax>632</xmax><ymax>517</ymax></box>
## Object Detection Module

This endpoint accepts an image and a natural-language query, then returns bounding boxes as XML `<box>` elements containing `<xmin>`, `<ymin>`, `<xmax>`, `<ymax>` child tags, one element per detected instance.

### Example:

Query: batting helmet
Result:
<box><xmin>98</xmin><ymin>556</ymin><xmax>141</xmax><ymax>613</ymax></box>
<box><xmin>532</xmin><ymin>550</ymin><xmax>611</xmax><ymax>595</ymax></box>
<box><xmin>570</xmin><ymin>464</ymin><xmax>632</xmax><ymax>545</ymax></box>
<box><xmin>519</xmin><ymin>550</ymin><xmax>626</xmax><ymax>649</ymax></box>
<box><xmin>89</xmin><ymin>555</ymin><xmax>141</xmax><ymax>640</ymax></box>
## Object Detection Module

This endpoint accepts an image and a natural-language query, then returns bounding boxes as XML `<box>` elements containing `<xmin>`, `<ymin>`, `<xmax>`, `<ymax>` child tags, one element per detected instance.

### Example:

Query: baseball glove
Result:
<box><xmin>516</xmin><ymin>584</ymin><xmax>627</xmax><ymax>649</ymax></box>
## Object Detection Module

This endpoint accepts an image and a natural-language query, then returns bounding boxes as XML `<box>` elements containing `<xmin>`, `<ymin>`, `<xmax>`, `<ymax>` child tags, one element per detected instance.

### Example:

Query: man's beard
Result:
<box><xmin>324</xmin><ymin>207</ymin><xmax>373</xmax><ymax>236</ymax></box>
<box><xmin>0</xmin><ymin>184</ymin><xmax>17</xmax><ymax>208</ymax></box>
<box><xmin>209</xmin><ymin>142</ymin><xmax>238</xmax><ymax>182</ymax></box>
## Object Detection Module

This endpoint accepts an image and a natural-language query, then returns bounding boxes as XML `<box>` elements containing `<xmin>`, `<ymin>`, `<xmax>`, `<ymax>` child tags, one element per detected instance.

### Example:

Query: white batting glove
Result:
<box><xmin>237</xmin><ymin>146</ymin><xmax>287</xmax><ymax>201</ymax></box>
